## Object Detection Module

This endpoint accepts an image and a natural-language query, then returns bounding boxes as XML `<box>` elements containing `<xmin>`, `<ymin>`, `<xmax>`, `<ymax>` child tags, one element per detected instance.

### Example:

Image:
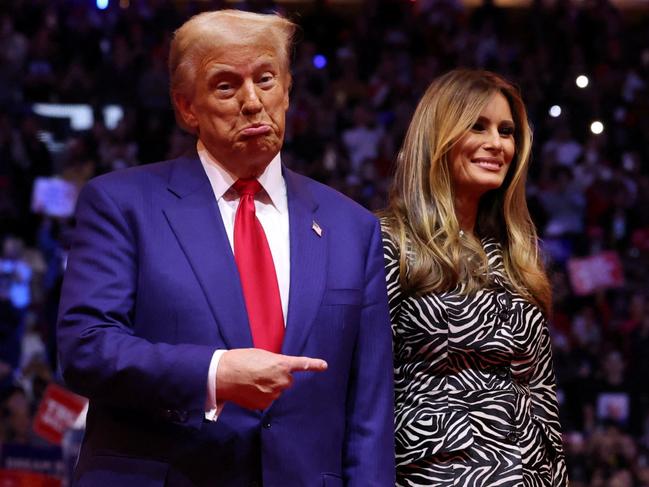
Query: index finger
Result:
<box><xmin>283</xmin><ymin>355</ymin><xmax>328</xmax><ymax>372</ymax></box>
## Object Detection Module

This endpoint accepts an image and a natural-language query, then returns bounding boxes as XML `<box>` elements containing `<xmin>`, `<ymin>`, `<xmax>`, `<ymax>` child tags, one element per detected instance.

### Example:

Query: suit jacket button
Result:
<box><xmin>177</xmin><ymin>410</ymin><xmax>188</xmax><ymax>423</ymax></box>
<box><xmin>263</xmin><ymin>421</ymin><xmax>272</xmax><ymax>429</ymax></box>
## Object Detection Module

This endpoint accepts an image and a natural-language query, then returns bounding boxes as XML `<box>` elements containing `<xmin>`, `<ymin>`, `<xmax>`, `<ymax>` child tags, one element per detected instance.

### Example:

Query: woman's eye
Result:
<box><xmin>471</xmin><ymin>122</ymin><xmax>485</xmax><ymax>131</ymax></box>
<box><xmin>500</xmin><ymin>126</ymin><xmax>515</xmax><ymax>136</ymax></box>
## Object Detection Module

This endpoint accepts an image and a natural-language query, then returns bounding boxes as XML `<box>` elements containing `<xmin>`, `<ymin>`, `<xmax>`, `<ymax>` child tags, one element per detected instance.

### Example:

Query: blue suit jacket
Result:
<box><xmin>57</xmin><ymin>153</ymin><xmax>395</xmax><ymax>487</ymax></box>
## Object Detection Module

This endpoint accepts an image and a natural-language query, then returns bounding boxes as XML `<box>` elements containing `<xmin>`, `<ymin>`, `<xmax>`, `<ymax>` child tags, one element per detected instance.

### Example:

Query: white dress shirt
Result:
<box><xmin>197</xmin><ymin>141</ymin><xmax>291</xmax><ymax>420</ymax></box>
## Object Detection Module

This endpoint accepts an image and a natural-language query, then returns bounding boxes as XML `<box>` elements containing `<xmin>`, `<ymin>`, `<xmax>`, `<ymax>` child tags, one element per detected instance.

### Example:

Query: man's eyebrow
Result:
<box><xmin>203</xmin><ymin>61</ymin><xmax>279</xmax><ymax>83</ymax></box>
<box><xmin>248</xmin><ymin>59</ymin><xmax>282</xmax><ymax>75</ymax></box>
<box><xmin>205</xmin><ymin>65</ymin><xmax>237</xmax><ymax>79</ymax></box>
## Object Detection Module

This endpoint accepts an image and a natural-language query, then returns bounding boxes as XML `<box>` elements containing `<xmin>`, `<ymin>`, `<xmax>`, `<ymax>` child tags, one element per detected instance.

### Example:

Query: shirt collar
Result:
<box><xmin>197</xmin><ymin>140</ymin><xmax>287</xmax><ymax>213</ymax></box>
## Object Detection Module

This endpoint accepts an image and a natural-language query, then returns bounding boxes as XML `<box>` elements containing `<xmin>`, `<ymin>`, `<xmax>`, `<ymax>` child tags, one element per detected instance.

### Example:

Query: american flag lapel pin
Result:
<box><xmin>312</xmin><ymin>220</ymin><xmax>323</xmax><ymax>237</ymax></box>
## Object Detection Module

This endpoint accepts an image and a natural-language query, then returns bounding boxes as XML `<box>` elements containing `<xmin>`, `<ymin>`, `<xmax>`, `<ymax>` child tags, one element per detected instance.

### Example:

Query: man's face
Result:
<box><xmin>176</xmin><ymin>41</ymin><xmax>289</xmax><ymax>178</ymax></box>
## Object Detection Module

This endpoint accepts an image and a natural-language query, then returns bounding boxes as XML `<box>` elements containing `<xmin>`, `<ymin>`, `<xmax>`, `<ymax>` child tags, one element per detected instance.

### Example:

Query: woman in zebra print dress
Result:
<box><xmin>381</xmin><ymin>69</ymin><xmax>568</xmax><ymax>486</ymax></box>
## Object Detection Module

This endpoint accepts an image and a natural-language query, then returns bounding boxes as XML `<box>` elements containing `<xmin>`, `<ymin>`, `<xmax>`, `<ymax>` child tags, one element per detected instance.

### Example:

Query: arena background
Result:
<box><xmin>1</xmin><ymin>0</ymin><xmax>648</xmax><ymax>485</ymax></box>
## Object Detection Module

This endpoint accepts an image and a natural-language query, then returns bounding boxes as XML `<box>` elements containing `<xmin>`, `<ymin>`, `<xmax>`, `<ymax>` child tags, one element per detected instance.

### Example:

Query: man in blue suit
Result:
<box><xmin>57</xmin><ymin>9</ymin><xmax>395</xmax><ymax>487</ymax></box>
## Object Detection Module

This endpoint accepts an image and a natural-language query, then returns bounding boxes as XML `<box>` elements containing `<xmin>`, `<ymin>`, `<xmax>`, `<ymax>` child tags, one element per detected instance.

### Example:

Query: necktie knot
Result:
<box><xmin>234</xmin><ymin>178</ymin><xmax>263</xmax><ymax>197</ymax></box>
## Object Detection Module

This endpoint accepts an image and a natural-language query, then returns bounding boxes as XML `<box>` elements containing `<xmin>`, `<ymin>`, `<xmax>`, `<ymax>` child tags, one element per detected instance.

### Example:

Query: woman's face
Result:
<box><xmin>449</xmin><ymin>92</ymin><xmax>516</xmax><ymax>200</ymax></box>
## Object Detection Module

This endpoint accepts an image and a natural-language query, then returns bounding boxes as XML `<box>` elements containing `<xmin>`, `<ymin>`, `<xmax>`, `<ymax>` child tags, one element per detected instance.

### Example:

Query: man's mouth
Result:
<box><xmin>240</xmin><ymin>124</ymin><xmax>272</xmax><ymax>137</ymax></box>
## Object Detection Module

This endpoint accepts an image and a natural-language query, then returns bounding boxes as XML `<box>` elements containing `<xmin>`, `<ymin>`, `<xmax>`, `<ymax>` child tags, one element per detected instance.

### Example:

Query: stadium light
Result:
<box><xmin>590</xmin><ymin>121</ymin><xmax>604</xmax><ymax>135</ymax></box>
<box><xmin>313</xmin><ymin>55</ymin><xmax>327</xmax><ymax>70</ymax></box>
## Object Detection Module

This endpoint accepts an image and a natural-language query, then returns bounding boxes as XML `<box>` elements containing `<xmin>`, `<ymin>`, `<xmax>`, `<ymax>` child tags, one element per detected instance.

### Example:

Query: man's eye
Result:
<box><xmin>259</xmin><ymin>74</ymin><xmax>275</xmax><ymax>84</ymax></box>
<box><xmin>216</xmin><ymin>83</ymin><xmax>231</xmax><ymax>91</ymax></box>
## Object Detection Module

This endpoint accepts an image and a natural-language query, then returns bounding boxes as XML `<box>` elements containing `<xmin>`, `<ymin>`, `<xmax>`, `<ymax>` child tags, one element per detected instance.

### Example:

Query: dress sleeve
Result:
<box><xmin>529</xmin><ymin>319</ymin><xmax>569</xmax><ymax>486</ymax></box>
<box><xmin>380</xmin><ymin>224</ymin><xmax>403</xmax><ymax>324</ymax></box>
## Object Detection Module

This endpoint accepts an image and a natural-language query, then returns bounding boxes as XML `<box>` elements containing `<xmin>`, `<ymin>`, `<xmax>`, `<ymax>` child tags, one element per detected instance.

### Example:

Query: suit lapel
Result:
<box><xmin>163</xmin><ymin>154</ymin><xmax>253</xmax><ymax>349</ymax></box>
<box><xmin>281</xmin><ymin>169</ymin><xmax>327</xmax><ymax>356</ymax></box>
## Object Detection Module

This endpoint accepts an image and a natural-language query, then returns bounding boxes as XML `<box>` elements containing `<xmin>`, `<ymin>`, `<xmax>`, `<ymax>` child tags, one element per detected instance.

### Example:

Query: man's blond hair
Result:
<box><xmin>168</xmin><ymin>9</ymin><xmax>296</xmax><ymax>132</ymax></box>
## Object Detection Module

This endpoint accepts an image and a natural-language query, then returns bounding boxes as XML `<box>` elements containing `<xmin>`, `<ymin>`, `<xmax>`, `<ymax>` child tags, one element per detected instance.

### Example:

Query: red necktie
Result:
<box><xmin>233</xmin><ymin>179</ymin><xmax>284</xmax><ymax>353</ymax></box>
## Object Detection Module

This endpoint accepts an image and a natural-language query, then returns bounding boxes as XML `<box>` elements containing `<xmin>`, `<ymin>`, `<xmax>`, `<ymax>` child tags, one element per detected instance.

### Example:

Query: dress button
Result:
<box><xmin>497</xmin><ymin>292</ymin><xmax>512</xmax><ymax>308</ymax></box>
<box><xmin>496</xmin><ymin>367</ymin><xmax>510</xmax><ymax>378</ymax></box>
<box><xmin>506</xmin><ymin>431</ymin><xmax>519</xmax><ymax>443</ymax></box>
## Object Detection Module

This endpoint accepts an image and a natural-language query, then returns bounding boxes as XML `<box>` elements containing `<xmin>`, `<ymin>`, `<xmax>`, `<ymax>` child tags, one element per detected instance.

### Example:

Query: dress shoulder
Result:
<box><xmin>379</xmin><ymin>218</ymin><xmax>404</xmax><ymax>323</ymax></box>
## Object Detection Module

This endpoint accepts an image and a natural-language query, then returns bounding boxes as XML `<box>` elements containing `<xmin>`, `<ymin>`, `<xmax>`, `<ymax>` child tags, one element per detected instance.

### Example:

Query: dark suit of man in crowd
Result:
<box><xmin>57</xmin><ymin>9</ymin><xmax>395</xmax><ymax>487</ymax></box>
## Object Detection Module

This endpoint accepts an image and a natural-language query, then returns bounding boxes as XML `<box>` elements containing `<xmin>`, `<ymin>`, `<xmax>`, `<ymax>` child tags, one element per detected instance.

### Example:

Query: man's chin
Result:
<box><xmin>227</xmin><ymin>139</ymin><xmax>280</xmax><ymax>175</ymax></box>
<box><xmin>234</xmin><ymin>138</ymin><xmax>281</xmax><ymax>159</ymax></box>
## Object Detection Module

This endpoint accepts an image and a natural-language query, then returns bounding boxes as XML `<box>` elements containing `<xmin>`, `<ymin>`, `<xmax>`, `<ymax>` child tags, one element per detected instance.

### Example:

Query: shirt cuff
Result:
<box><xmin>205</xmin><ymin>349</ymin><xmax>226</xmax><ymax>422</ymax></box>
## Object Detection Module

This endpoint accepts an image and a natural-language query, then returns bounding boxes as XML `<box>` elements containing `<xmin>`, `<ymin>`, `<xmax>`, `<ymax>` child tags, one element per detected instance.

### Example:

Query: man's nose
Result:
<box><xmin>241</xmin><ymin>80</ymin><xmax>263</xmax><ymax>115</ymax></box>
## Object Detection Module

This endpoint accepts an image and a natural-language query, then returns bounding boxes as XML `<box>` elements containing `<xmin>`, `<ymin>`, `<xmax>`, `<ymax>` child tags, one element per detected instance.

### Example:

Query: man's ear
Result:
<box><xmin>172</xmin><ymin>91</ymin><xmax>198</xmax><ymax>130</ymax></box>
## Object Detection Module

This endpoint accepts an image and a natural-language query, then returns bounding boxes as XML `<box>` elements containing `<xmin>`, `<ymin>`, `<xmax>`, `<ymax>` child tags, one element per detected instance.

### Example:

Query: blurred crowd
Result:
<box><xmin>1</xmin><ymin>0</ymin><xmax>649</xmax><ymax>484</ymax></box>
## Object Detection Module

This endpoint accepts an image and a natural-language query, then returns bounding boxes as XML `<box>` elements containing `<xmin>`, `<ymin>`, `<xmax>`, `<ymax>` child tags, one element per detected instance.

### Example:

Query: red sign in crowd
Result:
<box><xmin>33</xmin><ymin>383</ymin><xmax>87</xmax><ymax>445</ymax></box>
<box><xmin>567</xmin><ymin>251</ymin><xmax>625</xmax><ymax>296</ymax></box>
<box><xmin>0</xmin><ymin>384</ymin><xmax>87</xmax><ymax>486</ymax></box>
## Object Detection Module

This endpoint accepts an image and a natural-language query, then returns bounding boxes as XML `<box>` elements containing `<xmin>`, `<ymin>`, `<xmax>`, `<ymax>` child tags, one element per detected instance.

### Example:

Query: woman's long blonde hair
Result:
<box><xmin>382</xmin><ymin>69</ymin><xmax>551</xmax><ymax>314</ymax></box>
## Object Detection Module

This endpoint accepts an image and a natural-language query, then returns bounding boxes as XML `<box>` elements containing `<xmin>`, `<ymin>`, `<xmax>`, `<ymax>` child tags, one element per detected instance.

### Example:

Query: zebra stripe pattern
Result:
<box><xmin>383</xmin><ymin>229</ymin><xmax>568</xmax><ymax>487</ymax></box>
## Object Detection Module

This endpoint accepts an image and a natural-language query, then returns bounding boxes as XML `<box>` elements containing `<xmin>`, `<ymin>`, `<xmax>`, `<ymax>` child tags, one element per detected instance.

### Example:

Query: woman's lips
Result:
<box><xmin>472</xmin><ymin>158</ymin><xmax>503</xmax><ymax>171</ymax></box>
<box><xmin>241</xmin><ymin>124</ymin><xmax>272</xmax><ymax>136</ymax></box>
